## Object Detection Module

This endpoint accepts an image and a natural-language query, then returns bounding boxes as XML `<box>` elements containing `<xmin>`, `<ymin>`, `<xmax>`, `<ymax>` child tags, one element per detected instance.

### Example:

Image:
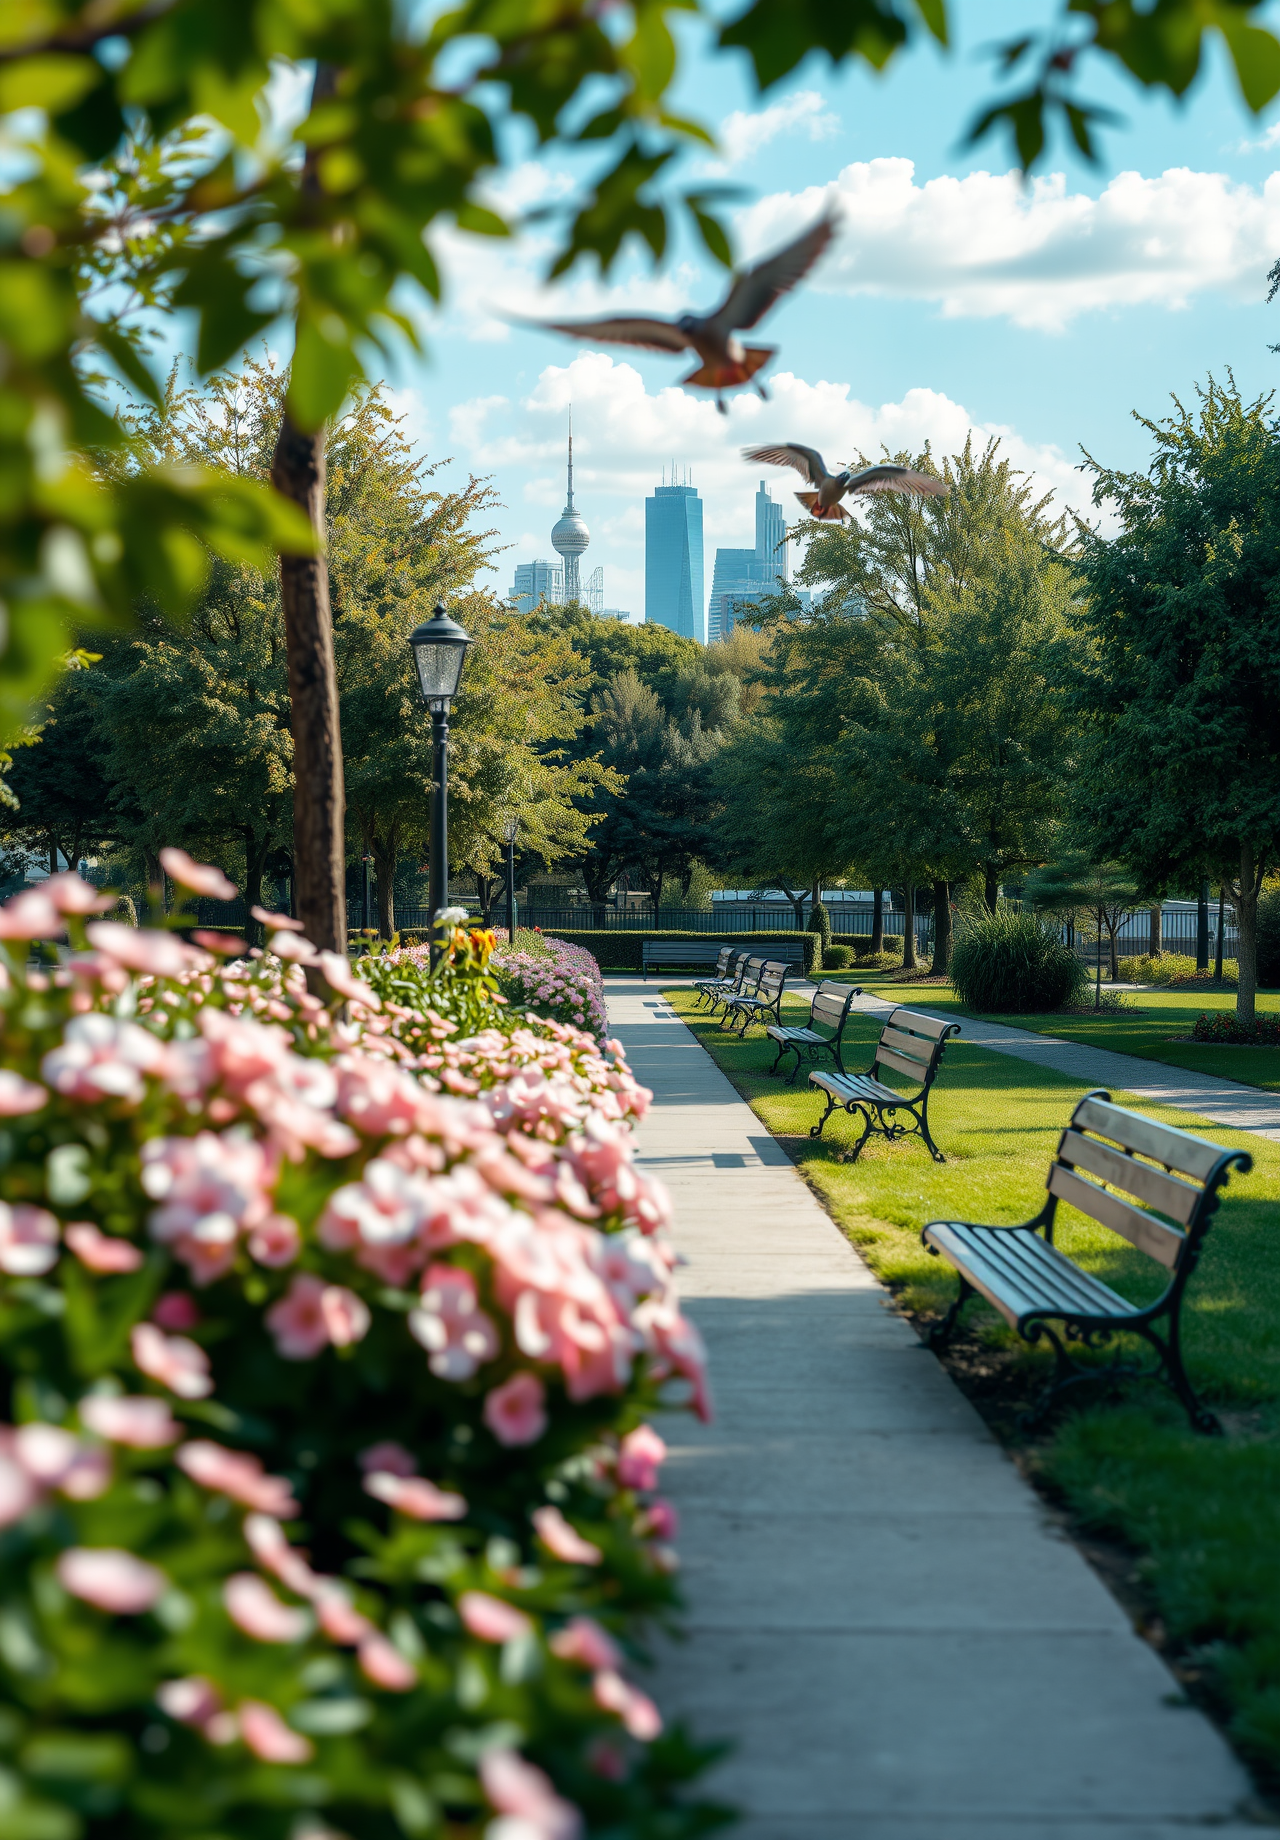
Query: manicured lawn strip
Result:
<box><xmin>822</xmin><ymin>972</ymin><xmax>1280</xmax><ymax>1093</ymax></box>
<box><xmin>663</xmin><ymin>982</ymin><xmax>1280</xmax><ymax>1785</ymax></box>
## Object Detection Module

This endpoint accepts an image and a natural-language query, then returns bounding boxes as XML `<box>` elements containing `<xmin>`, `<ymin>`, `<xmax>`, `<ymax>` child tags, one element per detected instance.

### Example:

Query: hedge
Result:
<box><xmin>529</xmin><ymin>929</ymin><xmax>821</xmax><ymax>975</ymax></box>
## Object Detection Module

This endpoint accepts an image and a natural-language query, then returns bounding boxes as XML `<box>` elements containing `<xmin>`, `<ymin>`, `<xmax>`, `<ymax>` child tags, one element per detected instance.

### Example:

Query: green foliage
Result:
<box><xmin>852</xmin><ymin>949</ymin><xmax>904</xmax><ymax>971</ymax></box>
<box><xmin>1258</xmin><ymin>888</ymin><xmax>1280</xmax><ymax>988</ymax></box>
<box><xmin>806</xmin><ymin>900</ymin><xmax>831</xmax><ymax>951</ymax></box>
<box><xmin>1116</xmin><ymin>952</ymin><xmax>1240</xmax><ymax>987</ymax></box>
<box><xmin>823</xmin><ymin>943</ymin><xmax>855</xmax><ymax>969</ymax></box>
<box><xmin>949</xmin><ymin>907</ymin><xmax>1086</xmax><ymax>1013</ymax></box>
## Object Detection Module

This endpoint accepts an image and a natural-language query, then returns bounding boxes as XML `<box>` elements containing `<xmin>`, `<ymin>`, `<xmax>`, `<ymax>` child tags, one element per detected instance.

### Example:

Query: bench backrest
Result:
<box><xmin>751</xmin><ymin>961</ymin><xmax>790</xmax><ymax>1004</ymax></box>
<box><xmin>811</xmin><ymin>981</ymin><xmax>858</xmax><ymax>1034</ymax></box>
<box><xmin>642</xmin><ymin>940</ymin><xmax>722</xmax><ymax>966</ymax></box>
<box><xmin>711</xmin><ymin>946</ymin><xmax>733</xmax><ymax>977</ymax></box>
<box><xmin>872</xmin><ymin>1007</ymin><xmax>961</xmax><ymax>1089</ymax></box>
<box><xmin>1047</xmin><ymin>1090</ymin><xmax>1252</xmax><ymax>1271</ymax></box>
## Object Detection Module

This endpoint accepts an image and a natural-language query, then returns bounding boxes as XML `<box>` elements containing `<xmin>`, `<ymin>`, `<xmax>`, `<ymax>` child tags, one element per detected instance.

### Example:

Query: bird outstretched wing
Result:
<box><xmin>518</xmin><ymin>315</ymin><xmax>691</xmax><ymax>355</ymax></box>
<box><xmin>845</xmin><ymin>465</ymin><xmax>948</xmax><ymax>498</ymax></box>
<box><xmin>713</xmin><ymin>209</ymin><xmax>840</xmax><ymax>334</ymax></box>
<box><xmin>742</xmin><ymin>442</ymin><xmax>829</xmax><ymax>486</ymax></box>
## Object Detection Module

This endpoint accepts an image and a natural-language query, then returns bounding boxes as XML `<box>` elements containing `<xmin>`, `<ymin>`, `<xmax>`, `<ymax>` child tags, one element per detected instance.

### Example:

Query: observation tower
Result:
<box><xmin>551</xmin><ymin>408</ymin><xmax>590</xmax><ymax>604</ymax></box>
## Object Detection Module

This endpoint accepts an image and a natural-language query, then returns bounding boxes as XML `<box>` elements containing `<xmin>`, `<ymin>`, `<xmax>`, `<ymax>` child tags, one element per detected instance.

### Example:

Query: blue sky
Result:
<box><xmin>380</xmin><ymin>2</ymin><xmax>1280</xmax><ymax>614</ymax></box>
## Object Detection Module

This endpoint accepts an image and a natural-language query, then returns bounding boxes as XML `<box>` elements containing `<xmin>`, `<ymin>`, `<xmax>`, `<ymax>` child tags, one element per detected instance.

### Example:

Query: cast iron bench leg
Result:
<box><xmin>927</xmin><ymin>1273</ymin><xmax>975</xmax><ymax>1349</ymax></box>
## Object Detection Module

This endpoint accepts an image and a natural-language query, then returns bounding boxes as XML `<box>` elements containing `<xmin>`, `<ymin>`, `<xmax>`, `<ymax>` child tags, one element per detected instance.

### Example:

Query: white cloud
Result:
<box><xmin>738</xmin><ymin>158</ymin><xmax>1280</xmax><ymax>330</ymax></box>
<box><xmin>441</xmin><ymin>353</ymin><xmax>1092</xmax><ymax>604</ymax></box>
<box><xmin>717</xmin><ymin>91</ymin><xmax>839</xmax><ymax>167</ymax></box>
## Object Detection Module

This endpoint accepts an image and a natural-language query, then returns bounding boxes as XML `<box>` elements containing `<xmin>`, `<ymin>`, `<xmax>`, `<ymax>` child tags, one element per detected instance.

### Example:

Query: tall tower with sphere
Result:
<box><xmin>551</xmin><ymin>407</ymin><xmax>590</xmax><ymax>605</ymax></box>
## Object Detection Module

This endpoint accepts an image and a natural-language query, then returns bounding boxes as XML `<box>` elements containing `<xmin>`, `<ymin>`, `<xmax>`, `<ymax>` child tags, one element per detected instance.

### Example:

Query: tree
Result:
<box><xmin>5</xmin><ymin>668</ymin><xmax>116</xmax><ymax>874</ymax></box>
<box><xmin>1073</xmin><ymin>376</ymin><xmax>1280</xmax><ymax>1024</ymax></box>
<box><xmin>1023</xmin><ymin>853</ymin><xmax>1143</xmax><ymax>1008</ymax></box>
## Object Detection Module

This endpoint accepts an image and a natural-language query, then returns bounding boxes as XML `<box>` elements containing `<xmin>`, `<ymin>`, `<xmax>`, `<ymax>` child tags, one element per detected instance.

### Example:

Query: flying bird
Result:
<box><xmin>743</xmin><ymin>443</ymin><xmax>949</xmax><ymax>519</ymax></box>
<box><xmin>516</xmin><ymin>210</ymin><xmax>839</xmax><ymax>413</ymax></box>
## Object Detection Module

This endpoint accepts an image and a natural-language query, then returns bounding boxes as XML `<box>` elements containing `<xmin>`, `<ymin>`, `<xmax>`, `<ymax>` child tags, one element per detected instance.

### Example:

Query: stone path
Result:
<box><xmin>843</xmin><ymin>991</ymin><xmax>1280</xmax><ymax>1143</ymax></box>
<box><xmin>608</xmin><ymin>979</ymin><xmax>1262</xmax><ymax>1838</ymax></box>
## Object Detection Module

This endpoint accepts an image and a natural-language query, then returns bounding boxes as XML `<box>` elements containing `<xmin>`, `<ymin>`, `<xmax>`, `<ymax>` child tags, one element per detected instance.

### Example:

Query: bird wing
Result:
<box><xmin>742</xmin><ymin>442</ymin><xmax>829</xmax><ymax>486</ymax></box>
<box><xmin>519</xmin><ymin>314</ymin><xmax>691</xmax><ymax>355</ymax></box>
<box><xmin>845</xmin><ymin>464</ymin><xmax>949</xmax><ymax>498</ymax></box>
<box><xmin>712</xmin><ymin>209</ymin><xmax>839</xmax><ymax>334</ymax></box>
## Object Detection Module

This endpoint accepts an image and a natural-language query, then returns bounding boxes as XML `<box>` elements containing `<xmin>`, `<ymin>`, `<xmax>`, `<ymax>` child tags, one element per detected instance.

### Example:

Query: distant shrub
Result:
<box><xmin>852</xmin><ymin>950</ymin><xmax>903</xmax><ymax>972</ymax></box>
<box><xmin>1192</xmin><ymin>1010</ymin><xmax>1280</xmax><ymax>1045</ymax></box>
<box><xmin>950</xmin><ymin>908</ymin><xmax>1085</xmax><ymax>1013</ymax></box>
<box><xmin>824</xmin><ymin>943</ymin><xmax>855</xmax><ymax>969</ymax></box>
<box><xmin>1117</xmin><ymin>952</ymin><xmax>1199</xmax><ymax>984</ymax></box>
<box><xmin>807</xmin><ymin>900</ymin><xmax>831</xmax><ymax>966</ymax></box>
<box><xmin>1258</xmin><ymin>889</ymin><xmax>1280</xmax><ymax>988</ymax></box>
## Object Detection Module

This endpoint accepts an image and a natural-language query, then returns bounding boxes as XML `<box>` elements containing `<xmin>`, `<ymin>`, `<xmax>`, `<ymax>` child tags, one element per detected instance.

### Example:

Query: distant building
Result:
<box><xmin>601</xmin><ymin>607</ymin><xmax>642</xmax><ymax>625</ymax></box>
<box><xmin>708</xmin><ymin>480</ymin><xmax>794</xmax><ymax>641</ymax></box>
<box><xmin>645</xmin><ymin>474</ymin><xmax>705</xmax><ymax>643</ymax></box>
<box><xmin>511</xmin><ymin>558</ymin><xmax>563</xmax><ymax>614</ymax></box>
<box><xmin>551</xmin><ymin>407</ymin><xmax>589</xmax><ymax>602</ymax></box>
<box><xmin>584</xmin><ymin>565</ymin><xmax>604</xmax><ymax>615</ymax></box>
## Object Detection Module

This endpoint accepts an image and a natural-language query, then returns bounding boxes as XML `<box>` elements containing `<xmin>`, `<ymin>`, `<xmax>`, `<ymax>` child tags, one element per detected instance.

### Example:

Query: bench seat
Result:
<box><xmin>808</xmin><ymin>1007</ymin><xmax>960</xmax><ymax>1160</ymax></box>
<box><xmin>923</xmin><ymin>1220</ymin><xmax>1137</xmax><ymax>1329</ymax></box>
<box><xmin>811</xmin><ymin>1069</ymin><xmax>908</xmax><ymax>1110</ymax></box>
<box><xmin>765</xmin><ymin>981</ymin><xmax>860</xmax><ymax>1083</ymax></box>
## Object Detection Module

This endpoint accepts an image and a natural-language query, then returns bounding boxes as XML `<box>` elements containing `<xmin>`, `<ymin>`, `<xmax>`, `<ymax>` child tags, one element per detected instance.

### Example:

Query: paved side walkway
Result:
<box><xmin>610</xmin><ymin>981</ymin><xmax>1261</xmax><ymax>1838</ymax></box>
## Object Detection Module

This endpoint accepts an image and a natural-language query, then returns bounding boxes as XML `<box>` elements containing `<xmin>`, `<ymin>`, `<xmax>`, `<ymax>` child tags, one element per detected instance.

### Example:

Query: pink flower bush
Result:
<box><xmin>0</xmin><ymin>866</ymin><xmax>714</xmax><ymax>1840</ymax></box>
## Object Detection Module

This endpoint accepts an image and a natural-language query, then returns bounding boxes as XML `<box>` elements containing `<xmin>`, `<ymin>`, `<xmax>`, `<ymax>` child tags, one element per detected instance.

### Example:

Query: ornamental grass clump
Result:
<box><xmin>949</xmin><ymin>907</ymin><xmax>1086</xmax><ymax>1013</ymax></box>
<box><xmin>0</xmin><ymin>860</ymin><xmax>718</xmax><ymax>1840</ymax></box>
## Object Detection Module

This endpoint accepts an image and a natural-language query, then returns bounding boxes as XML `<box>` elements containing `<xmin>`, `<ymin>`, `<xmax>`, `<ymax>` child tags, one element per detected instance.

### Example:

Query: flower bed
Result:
<box><xmin>0</xmin><ymin>865</ymin><xmax>718</xmax><ymax>1839</ymax></box>
<box><xmin>493</xmin><ymin>936</ymin><xmax>610</xmax><ymax>1041</ymax></box>
<box><xmin>1190</xmin><ymin>1010</ymin><xmax>1280</xmax><ymax>1045</ymax></box>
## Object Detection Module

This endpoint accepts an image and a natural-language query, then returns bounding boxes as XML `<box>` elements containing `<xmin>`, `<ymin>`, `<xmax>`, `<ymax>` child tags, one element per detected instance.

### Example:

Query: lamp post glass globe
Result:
<box><xmin>409</xmin><ymin>603</ymin><xmax>472</xmax><ymax>710</ymax></box>
<box><xmin>501</xmin><ymin>814</ymin><xmax>519</xmax><ymax>846</ymax></box>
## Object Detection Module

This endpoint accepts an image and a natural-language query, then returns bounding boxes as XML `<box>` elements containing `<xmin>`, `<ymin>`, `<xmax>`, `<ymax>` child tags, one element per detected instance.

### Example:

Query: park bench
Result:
<box><xmin>702</xmin><ymin>951</ymin><xmax>762</xmax><ymax>1018</ymax></box>
<box><xmin>921</xmin><ymin>1089</ymin><xmax>1252</xmax><ymax>1433</ymax></box>
<box><xmin>808</xmin><ymin>1006</ymin><xmax>961</xmax><ymax>1161</ymax></box>
<box><xmin>765</xmin><ymin>980</ymin><xmax>862</xmax><ymax>1084</ymax></box>
<box><xmin>721</xmin><ymin>958</ymin><xmax>793</xmax><ymax>1037</ymax></box>
<box><xmin>641</xmin><ymin>940</ymin><xmax>724</xmax><ymax>982</ymax></box>
<box><xmin>693</xmin><ymin>947</ymin><xmax>741</xmax><ymax>1008</ymax></box>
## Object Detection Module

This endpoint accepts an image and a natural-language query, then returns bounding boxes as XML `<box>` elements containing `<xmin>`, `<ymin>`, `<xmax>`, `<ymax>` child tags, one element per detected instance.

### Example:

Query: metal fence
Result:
<box><xmin>513</xmin><ymin>905</ymin><xmax>916</xmax><ymax>936</ymax></box>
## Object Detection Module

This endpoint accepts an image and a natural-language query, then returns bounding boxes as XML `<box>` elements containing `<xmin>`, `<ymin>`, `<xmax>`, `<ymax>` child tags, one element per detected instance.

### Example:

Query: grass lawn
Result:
<box><xmin>820</xmin><ymin>972</ymin><xmax>1280</xmax><ymax>1093</ymax></box>
<box><xmin>662</xmin><ymin>981</ymin><xmax>1280</xmax><ymax>1788</ymax></box>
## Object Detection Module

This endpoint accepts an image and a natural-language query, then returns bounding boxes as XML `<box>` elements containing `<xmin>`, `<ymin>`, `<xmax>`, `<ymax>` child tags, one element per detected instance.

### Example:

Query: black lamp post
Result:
<box><xmin>501</xmin><ymin>813</ymin><xmax>519</xmax><ymax>945</ymax></box>
<box><xmin>408</xmin><ymin>603</ymin><xmax>472</xmax><ymax>966</ymax></box>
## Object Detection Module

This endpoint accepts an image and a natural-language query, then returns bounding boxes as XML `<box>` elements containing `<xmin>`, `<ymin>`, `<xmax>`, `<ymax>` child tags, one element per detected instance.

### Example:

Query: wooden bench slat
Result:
<box><xmin>1073</xmin><ymin>1095</ymin><xmax>1224</xmax><ymax>1182</ymax></box>
<box><xmin>1047</xmin><ymin>1163</ymin><xmax>1185</xmax><ymax>1269</ymax></box>
<box><xmin>878</xmin><ymin>1024</ymin><xmax>933</xmax><ymax>1065</ymax></box>
<box><xmin>887</xmin><ymin>1007</ymin><xmax>954</xmax><ymax>1041</ymax></box>
<box><xmin>875</xmin><ymin>1045</ymin><xmax>931</xmax><ymax>1084</ymax></box>
<box><xmin>1059</xmin><ymin>1129</ymin><xmax>1201</xmax><ymax>1227</ymax></box>
<box><xmin>925</xmin><ymin>1221</ymin><xmax>1131</xmax><ymax>1328</ymax></box>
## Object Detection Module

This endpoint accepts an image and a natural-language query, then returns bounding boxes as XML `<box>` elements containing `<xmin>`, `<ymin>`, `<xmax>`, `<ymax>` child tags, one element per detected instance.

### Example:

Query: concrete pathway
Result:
<box><xmin>844</xmin><ymin>990</ymin><xmax>1280</xmax><ymax>1143</ymax></box>
<box><xmin>609</xmin><ymin>980</ymin><xmax>1263</xmax><ymax>1837</ymax></box>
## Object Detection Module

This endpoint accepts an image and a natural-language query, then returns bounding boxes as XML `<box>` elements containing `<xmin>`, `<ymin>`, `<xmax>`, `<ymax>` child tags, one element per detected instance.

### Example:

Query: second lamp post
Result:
<box><xmin>408</xmin><ymin>602</ymin><xmax>472</xmax><ymax>967</ymax></box>
<box><xmin>501</xmin><ymin>813</ymin><xmax>519</xmax><ymax>945</ymax></box>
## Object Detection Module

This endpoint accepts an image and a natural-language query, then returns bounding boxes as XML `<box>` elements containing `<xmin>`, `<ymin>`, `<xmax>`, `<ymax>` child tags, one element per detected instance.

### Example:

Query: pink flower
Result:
<box><xmin>408</xmin><ymin>1265</ymin><xmax>500</xmax><ymax>1380</ymax></box>
<box><xmin>79</xmin><ymin>1395</ymin><xmax>180</xmax><ymax>1448</ymax></box>
<box><xmin>548</xmin><ymin>1616</ymin><xmax>622</xmax><ymax>1672</ymax></box>
<box><xmin>316</xmin><ymin>1588</ymin><xmax>373</xmax><ymax>1644</ymax></box>
<box><xmin>64</xmin><ymin>1222</ymin><xmax>143</xmax><ymax>1274</ymax></box>
<box><xmin>152</xmin><ymin>1292</ymin><xmax>200</xmax><ymax>1330</ymax></box>
<box><xmin>592</xmin><ymin>1669</ymin><xmax>662</xmax><ymax>1741</ymax></box>
<box><xmin>457</xmin><ymin>1591</ymin><xmax>533</xmax><ymax>1644</ymax></box>
<box><xmin>479</xmin><ymin>1749</ymin><xmax>581</xmax><ymax>1840</ymax></box>
<box><xmin>358</xmin><ymin>1441</ymin><xmax>415</xmax><ymax>1477</ymax></box>
<box><xmin>246</xmin><ymin>1214</ymin><xmax>300</xmax><ymax>1268</ymax></box>
<box><xmin>363</xmin><ymin>1471</ymin><xmax>468</xmax><ymax>1521</ymax></box>
<box><xmin>0</xmin><ymin>1203</ymin><xmax>59</xmax><ymax>1276</ymax></box>
<box><xmin>42</xmin><ymin>1012</ymin><xmax>170</xmax><ymax>1106</ymax></box>
<box><xmin>238</xmin><ymin>1700</ymin><xmax>313</xmax><ymax>1764</ymax></box>
<box><xmin>484</xmin><ymin>1373</ymin><xmax>547</xmax><ymax>1447</ymax></box>
<box><xmin>57</xmin><ymin>1547</ymin><xmax>168</xmax><ymax>1614</ymax></box>
<box><xmin>358</xmin><ymin>1633</ymin><xmax>417</xmax><ymax>1690</ymax></box>
<box><xmin>265</xmin><ymin>1274</ymin><xmax>371</xmax><ymax>1360</ymax></box>
<box><xmin>43</xmin><ymin>873</ymin><xmax>113</xmax><ymax>917</ymax></box>
<box><xmin>532</xmin><ymin>1506</ymin><xmax>602</xmax><ymax>1566</ymax></box>
<box><xmin>617</xmin><ymin>1425</ymin><xmax>666</xmax><ymax>1492</ymax></box>
<box><xmin>157</xmin><ymin>1676</ymin><xmax>223</xmax><ymax>1730</ymax></box>
<box><xmin>131</xmin><ymin>1323</ymin><xmax>212</xmax><ymax>1399</ymax></box>
<box><xmin>177</xmin><ymin>1441</ymin><xmax>299</xmax><ymax>1516</ymax></box>
<box><xmin>0</xmin><ymin>1071</ymin><xmax>48</xmax><ymax>1116</ymax></box>
<box><xmin>0</xmin><ymin>889</ymin><xmax>62</xmax><ymax>939</ymax></box>
<box><xmin>318</xmin><ymin>952</ymin><xmax>382</xmax><ymax>1010</ymax></box>
<box><xmin>0</xmin><ymin>1452</ymin><xmax>40</xmax><ymax>1525</ymax></box>
<box><xmin>159</xmin><ymin>849</ymin><xmax>238</xmax><ymax>903</ymax></box>
<box><xmin>85</xmin><ymin>921</ymin><xmax>207</xmax><ymax>979</ymax></box>
<box><xmin>11</xmin><ymin>1423</ymin><xmax>109</xmax><ymax>1498</ymax></box>
<box><xmin>141</xmin><ymin>1131</ymin><xmax>275</xmax><ymax>1285</ymax></box>
<box><xmin>639</xmin><ymin>1499</ymin><xmax>678</xmax><ymax>1541</ymax></box>
<box><xmin>251</xmin><ymin>905</ymin><xmax>303</xmax><ymax>933</ymax></box>
<box><xmin>242</xmin><ymin>1514</ymin><xmax>321</xmax><ymax>1598</ymax></box>
<box><xmin>223</xmin><ymin>1573</ymin><xmax>311</xmax><ymax>1643</ymax></box>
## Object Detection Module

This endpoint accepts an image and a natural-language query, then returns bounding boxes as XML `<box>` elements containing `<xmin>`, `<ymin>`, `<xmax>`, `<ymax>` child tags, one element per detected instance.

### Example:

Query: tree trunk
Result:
<box><xmin>902</xmin><ymin>884</ymin><xmax>916</xmax><ymax>970</ymax></box>
<box><xmin>1148</xmin><ymin>904</ymin><xmax>1162</xmax><ymax>957</ymax></box>
<box><xmin>931</xmin><ymin>879</ymin><xmax>952</xmax><ymax>975</ymax></box>
<box><xmin>272</xmin><ymin>411</ymin><xmax>346</xmax><ymax>955</ymax></box>
<box><xmin>652</xmin><ymin>866</ymin><xmax>665</xmax><ymax>913</ymax></box>
<box><xmin>372</xmin><ymin>842</ymin><xmax>396</xmax><ymax>938</ymax></box>
<box><xmin>1108</xmin><ymin>921</ymin><xmax>1119</xmax><ymax>980</ymax></box>
<box><xmin>870</xmin><ymin>887</ymin><xmax>883</xmax><ymax>955</ymax></box>
<box><xmin>1196</xmin><ymin>880</ymin><xmax>1210</xmax><ymax>970</ymax></box>
<box><xmin>243</xmin><ymin>834</ymin><xmax>271</xmax><ymax>949</ymax></box>
<box><xmin>983</xmin><ymin>865</ymin><xmax>999</xmax><ymax>913</ymax></box>
<box><xmin>1215</xmin><ymin>886</ymin><xmax>1225</xmax><ymax>983</ymax></box>
<box><xmin>1235</xmin><ymin>844</ymin><xmax>1263</xmax><ymax>1027</ymax></box>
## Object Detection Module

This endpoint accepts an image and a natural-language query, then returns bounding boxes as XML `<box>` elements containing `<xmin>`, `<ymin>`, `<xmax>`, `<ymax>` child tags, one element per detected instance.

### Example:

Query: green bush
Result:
<box><xmin>824</xmin><ymin>942</ymin><xmax>855</xmax><ymax>969</ymax></box>
<box><xmin>541</xmin><ymin>930</ymin><xmax>820</xmax><ymax>975</ymax></box>
<box><xmin>1258</xmin><ymin>888</ymin><xmax>1280</xmax><ymax>988</ymax></box>
<box><xmin>807</xmin><ymin>900</ymin><xmax>831</xmax><ymax>968</ymax></box>
<box><xmin>1117</xmin><ymin>952</ymin><xmax>1238</xmax><ymax>987</ymax></box>
<box><xmin>852</xmin><ymin>950</ymin><xmax>903</xmax><ymax>971</ymax></box>
<box><xmin>950</xmin><ymin>907</ymin><xmax>1086</xmax><ymax>1013</ymax></box>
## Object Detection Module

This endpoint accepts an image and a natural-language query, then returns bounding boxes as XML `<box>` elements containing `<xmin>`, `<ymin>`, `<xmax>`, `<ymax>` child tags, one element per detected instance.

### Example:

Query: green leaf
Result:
<box><xmin>689</xmin><ymin>204</ymin><xmax>732</xmax><ymax>269</ymax></box>
<box><xmin>92</xmin><ymin>329</ymin><xmax>163</xmax><ymax>410</ymax></box>
<box><xmin>0</xmin><ymin>55</ymin><xmax>100</xmax><ymax>115</ymax></box>
<box><xmin>1217</xmin><ymin>16</ymin><xmax>1280</xmax><ymax>111</ymax></box>
<box><xmin>171</xmin><ymin>256</ymin><xmax>275</xmax><ymax>376</ymax></box>
<box><xmin>289</xmin><ymin>313</ymin><xmax>362</xmax><ymax>429</ymax></box>
<box><xmin>454</xmin><ymin>203</ymin><xmax>509</xmax><ymax>238</ymax></box>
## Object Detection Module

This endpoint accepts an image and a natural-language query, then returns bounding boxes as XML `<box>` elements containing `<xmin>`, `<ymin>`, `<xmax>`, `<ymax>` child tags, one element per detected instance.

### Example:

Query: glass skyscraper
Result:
<box><xmin>645</xmin><ymin>480</ymin><xmax>704</xmax><ymax>642</ymax></box>
<box><xmin>707</xmin><ymin>480</ymin><xmax>793</xmax><ymax>640</ymax></box>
